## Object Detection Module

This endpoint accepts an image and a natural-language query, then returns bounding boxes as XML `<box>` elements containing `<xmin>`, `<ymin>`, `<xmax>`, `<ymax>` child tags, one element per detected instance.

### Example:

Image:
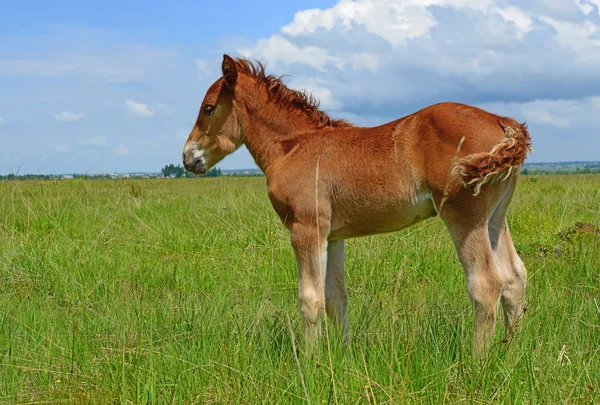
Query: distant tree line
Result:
<box><xmin>161</xmin><ymin>164</ymin><xmax>186</xmax><ymax>178</ymax></box>
<box><xmin>203</xmin><ymin>168</ymin><xmax>222</xmax><ymax>177</ymax></box>
<box><xmin>0</xmin><ymin>174</ymin><xmax>52</xmax><ymax>181</ymax></box>
<box><xmin>160</xmin><ymin>164</ymin><xmax>222</xmax><ymax>178</ymax></box>
<box><xmin>0</xmin><ymin>173</ymin><xmax>116</xmax><ymax>181</ymax></box>
<box><xmin>521</xmin><ymin>167</ymin><xmax>600</xmax><ymax>175</ymax></box>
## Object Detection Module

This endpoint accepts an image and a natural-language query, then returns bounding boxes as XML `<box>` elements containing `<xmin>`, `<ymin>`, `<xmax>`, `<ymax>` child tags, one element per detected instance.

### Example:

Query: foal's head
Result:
<box><xmin>182</xmin><ymin>55</ymin><xmax>244</xmax><ymax>175</ymax></box>
<box><xmin>183</xmin><ymin>55</ymin><xmax>351</xmax><ymax>174</ymax></box>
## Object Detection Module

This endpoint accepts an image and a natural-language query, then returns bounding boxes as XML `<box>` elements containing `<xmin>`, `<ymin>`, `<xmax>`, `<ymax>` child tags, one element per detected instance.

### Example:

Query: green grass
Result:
<box><xmin>0</xmin><ymin>175</ymin><xmax>598</xmax><ymax>404</ymax></box>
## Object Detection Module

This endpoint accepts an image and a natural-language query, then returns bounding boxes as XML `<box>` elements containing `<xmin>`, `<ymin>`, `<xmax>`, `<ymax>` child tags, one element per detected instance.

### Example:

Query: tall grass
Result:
<box><xmin>0</xmin><ymin>175</ymin><xmax>598</xmax><ymax>404</ymax></box>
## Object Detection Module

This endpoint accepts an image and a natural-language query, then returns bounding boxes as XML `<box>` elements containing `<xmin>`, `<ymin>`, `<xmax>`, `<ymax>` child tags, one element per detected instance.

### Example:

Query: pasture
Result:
<box><xmin>0</xmin><ymin>175</ymin><xmax>598</xmax><ymax>404</ymax></box>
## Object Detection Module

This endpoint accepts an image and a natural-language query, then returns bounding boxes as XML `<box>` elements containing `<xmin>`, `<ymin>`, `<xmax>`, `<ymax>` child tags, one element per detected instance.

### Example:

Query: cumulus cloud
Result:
<box><xmin>286</xmin><ymin>77</ymin><xmax>343</xmax><ymax>110</ymax></box>
<box><xmin>114</xmin><ymin>143</ymin><xmax>130</xmax><ymax>155</ymax></box>
<box><xmin>239</xmin><ymin>0</ymin><xmax>600</xmax><ymax>117</ymax></box>
<box><xmin>53</xmin><ymin>111</ymin><xmax>87</xmax><ymax>122</ymax></box>
<box><xmin>125</xmin><ymin>99</ymin><xmax>154</xmax><ymax>117</ymax></box>
<box><xmin>480</xmin><ymin>96</ymin><xmax>600</xmax><ymax>128</ymax></box>
<box><xmin>240</xmin><ymin>35</ymin><xmax>341</xmax><ymax>71</ymax></box>
<box><xmin>526</xmin><ymin>108</ymin><xmax>571</xmax><ymax>128</ymax></box>
<box><xmin>575</xmin><ymin>0</ymin><xmax>600</xmax><ymax>15</ymax></box>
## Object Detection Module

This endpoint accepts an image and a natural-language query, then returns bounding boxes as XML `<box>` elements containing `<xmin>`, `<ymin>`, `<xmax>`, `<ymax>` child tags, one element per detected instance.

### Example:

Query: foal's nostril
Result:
<box><xmin>183</xmin><ymin>150</ymin><xmax>196</xmax><ymax>172</ymax></box>
<box><xmin>184</xmin><ymin>159</ymin><xmax>197</xmax><ymax>172</ymax></box>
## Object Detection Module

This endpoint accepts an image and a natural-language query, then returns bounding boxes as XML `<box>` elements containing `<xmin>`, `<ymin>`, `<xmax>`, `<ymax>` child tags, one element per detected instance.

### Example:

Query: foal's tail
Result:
<box><xmin>454</xmin><ymin>119</ymin><xmax>532</xmax><ymax>196</ymax></box>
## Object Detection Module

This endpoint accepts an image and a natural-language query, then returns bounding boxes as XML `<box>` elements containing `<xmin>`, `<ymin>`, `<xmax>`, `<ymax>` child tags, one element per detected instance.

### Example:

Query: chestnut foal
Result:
<box><xmin>183</xmin><ymin>55</ymin><xmax>531</xmax><ymax>355</ymax></box>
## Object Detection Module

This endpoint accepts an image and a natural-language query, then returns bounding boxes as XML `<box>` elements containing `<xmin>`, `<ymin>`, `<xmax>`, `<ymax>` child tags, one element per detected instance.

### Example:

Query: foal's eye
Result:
<box><xmin>203</xmin><ymin>105</ymin><xmax>216</xmax><ymax>116</ymax></box>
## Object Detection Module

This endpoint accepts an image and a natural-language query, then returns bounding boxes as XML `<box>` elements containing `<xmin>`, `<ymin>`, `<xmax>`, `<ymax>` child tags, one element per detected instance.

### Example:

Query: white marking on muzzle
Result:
<box><xmin>183</xmin><ymin>142</ymin><xmax>209</xmax><ymax>172</ymax></box>
<box><xmin>184</xmin><ymin>142</ymin><xmax>207</xmax><ymax>160</ymax></box>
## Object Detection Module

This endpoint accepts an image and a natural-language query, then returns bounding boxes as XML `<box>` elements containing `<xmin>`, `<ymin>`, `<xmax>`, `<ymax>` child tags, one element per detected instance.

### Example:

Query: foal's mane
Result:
<box><xmin>234</xmin><ymin>58</ymin><xmax>352</xmax><ymax>128</ymax></box>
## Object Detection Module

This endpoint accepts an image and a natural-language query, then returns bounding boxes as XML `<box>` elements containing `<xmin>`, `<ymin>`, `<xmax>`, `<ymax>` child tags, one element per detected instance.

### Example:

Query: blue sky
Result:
<box><xmin>1</xmin><ymin>0</ymin><xmax>599</xmax><ymax>175</ymax></box>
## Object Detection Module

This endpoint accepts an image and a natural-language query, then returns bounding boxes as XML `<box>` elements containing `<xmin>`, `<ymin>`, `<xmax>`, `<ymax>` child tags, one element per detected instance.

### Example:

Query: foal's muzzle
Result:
<box><xmin>182</xmin><ymin>146</ymin><xmax>207</xmax><ymax>175</ymax></box>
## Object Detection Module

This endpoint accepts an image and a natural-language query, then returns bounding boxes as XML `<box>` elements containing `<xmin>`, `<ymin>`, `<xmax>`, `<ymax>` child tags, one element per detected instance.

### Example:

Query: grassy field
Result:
<box><xmin>0</xmin><ymin>175</ymin><xmax>598</xmax><ymax>404</ymax></box>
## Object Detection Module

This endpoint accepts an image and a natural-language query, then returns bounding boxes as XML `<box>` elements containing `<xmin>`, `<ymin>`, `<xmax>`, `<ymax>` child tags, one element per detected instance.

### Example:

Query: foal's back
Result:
<box><xmin>272</xmin><ymin>102</ymin><xmax>513</xmax><ymax>240</ymax></box>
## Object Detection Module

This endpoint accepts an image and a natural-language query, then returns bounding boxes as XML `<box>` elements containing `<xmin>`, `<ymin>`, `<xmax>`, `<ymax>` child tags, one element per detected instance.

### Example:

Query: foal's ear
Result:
<box><xmin>222</xmin><ymin>54</ymin><xmax>238</xmax><ymax>90</ymax></box>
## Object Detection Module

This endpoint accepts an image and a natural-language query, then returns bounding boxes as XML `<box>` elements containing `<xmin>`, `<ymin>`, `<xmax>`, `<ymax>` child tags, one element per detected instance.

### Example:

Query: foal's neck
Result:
<box><xmin>240</xmin><ymin>94</ymin><xmax>317</xmax><ymax>176</ymax></box>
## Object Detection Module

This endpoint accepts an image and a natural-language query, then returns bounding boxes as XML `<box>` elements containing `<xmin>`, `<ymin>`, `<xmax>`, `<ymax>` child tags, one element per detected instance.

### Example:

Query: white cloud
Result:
<box><xmin>348</xmin><ymin>53</ymin><xmax>380</xmax><ymax>72</ymax></box>
<box><xmin>240</xmin><ymin>35</ymin><xmax>340</xmax><ymax>71</ymax></box>
<box><xmin>573</xmin><ymin>0</ymin><xmax>600</xmax><ymax>15</ymax></box>
<box><xmin>493</xmin><ymin>6</ymin><xmax>534</xmax><ymax>38</ymax></box>
<box><xmin>539</xmin><ymin>16</ymin><xmax>600</xmax><ymax>56</ymax></box>
<box><xmin>125</xmin><ymin>99</ymin><xmax>154</xmax><ymax>117</ymax></box>
<box><xmin>244</xmin><ymin>1</ymin><xmax>536</xmax><ymax>74</ymax></box>
<box><xmin>238</xmin><ymin>0</ymin><xmax>600</xmax><ymax>119</ymax></box>
<box><xmin>286</xmin><ymin>77</ymin><xmax>343</xmax><ymax>110</ymax></box>
<box><xmin>54</xmin><ymin>143</ymin><xmax>72</xmax><ymax>152</ymax></box>
<box><xmin>524</xmin><ymin>107</ymin><xmax>571</xmax><ymax>128</ymax></box>
<box><xmin>78</xmin><ymin>136</ymin><xmax>106</xmax><ymax>146</ymax></box>
<box><xmin>479</xmin><ymin>96</ymin><xmax>600</xmax><ymax>128</ymax></box>
<box><xmin>0</xmin><ymin>117</ymin><xmax>5</xmax><ymax>125</ymax></box>
<box><xmin>114</xmin><ymin>143</ymin><xmax>130</xmax><ymax>155</ymax></box>
<box><xmin>280</xmin><ymin>0</ymin><xmax>449</xmax><ymax>45</ymax></box>
<box><xmin>592</xmin><ymin>0</ymin><xmax>600</xmax><ymax>15</ymax></box>
<box><xmin>279</xmin><ymin>0</ymin><xmax>533</xmax><ymax>45</ymax></box>
<box><xmin>53</xmin><ymin>111</ymin><xmax>87</xmax><ymax>122</ymax></box>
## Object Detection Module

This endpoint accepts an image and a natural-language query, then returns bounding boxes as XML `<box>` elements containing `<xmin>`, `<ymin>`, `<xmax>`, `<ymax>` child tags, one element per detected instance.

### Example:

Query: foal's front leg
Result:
<box><xmin>291</xmin><ymin>223</ymin><xmax>328</xmax><ymax>343</ymax></box>
<box><xmin>325</xmin><ymin>240</ymin><xmax>349</xmax><ymax>343</ymax></box>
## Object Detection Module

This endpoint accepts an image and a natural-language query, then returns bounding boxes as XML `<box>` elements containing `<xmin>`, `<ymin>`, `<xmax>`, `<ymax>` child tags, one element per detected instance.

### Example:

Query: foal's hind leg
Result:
<box><xmin>489</xmin><ymin>216</ymin><xmax>527</xmax><ymax>334</ymax></box>
<box><xmin>488</xmin><ymin>177</ymin><xmax>527</xmax><ymax>335</ymax></box>
<box><xmin>325</xmin><ymin>240</ymin><xmax>349</xmax><ymax>342</ymax></box>
<box><xmin>440</xmin><ymin>201</ymin><xmax>503</xmax><ymax>356</ymax></box>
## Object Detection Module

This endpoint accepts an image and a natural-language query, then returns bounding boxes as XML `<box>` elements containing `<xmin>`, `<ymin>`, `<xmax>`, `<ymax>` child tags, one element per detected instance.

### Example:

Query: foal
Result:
<box><xmin>182</xmin><ymin>55</ymin><xmax>531</xmax><ymax>355</ymax></box>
